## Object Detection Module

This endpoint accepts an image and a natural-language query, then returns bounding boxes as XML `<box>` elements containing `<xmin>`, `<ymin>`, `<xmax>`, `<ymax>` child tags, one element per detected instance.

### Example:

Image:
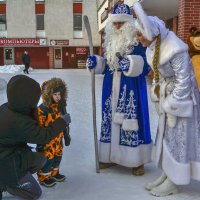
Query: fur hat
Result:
<box><xmin>41</xmin><ymin>78</ymin><xmax>67</xmax><ymax>107</ymax></box>
<box><xmin>108</xmin><ymin>4</ymin><xmax>134</xmax><ymax>23</ymax></box>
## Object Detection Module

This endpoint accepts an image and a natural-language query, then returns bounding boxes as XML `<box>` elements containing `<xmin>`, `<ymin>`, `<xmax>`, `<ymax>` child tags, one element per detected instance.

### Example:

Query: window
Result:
<box><xmin>36</xmin><ymin>14</ymin><xmax>44</xmax><ymax>30</ymax></box>
<box><xmin>73</xmin><ymin>14</ymin><xmax>82</xmax><ymax>31</ymax></box>
<box><xmin>0</xmin><ymin>14</ymin><xmax>6</xmax><ymax>31</ymax></box>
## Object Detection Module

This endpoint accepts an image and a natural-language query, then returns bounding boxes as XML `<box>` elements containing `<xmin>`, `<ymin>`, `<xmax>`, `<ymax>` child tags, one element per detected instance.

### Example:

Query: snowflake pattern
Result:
<box><xmin>116</xmin><ymin>85</ymin><xmax>126</xmax><ymax>113</ymax></box>
<box><xmin>100</xmin><ymin>95</ymin><xmax>112</xmax><ymax>142</ymax></box>
<box><xmin>116</xmin><ymin>86</ymin><xmax>144</xmax><ymax>147</ymax></box>
<box><xmin>115</xmin><ymin>4</ymin><xmax>130</xmax><ymax>14</ymax></box>
<box><xmin>120</xmin><ymin>130</ymin><xmax>144</xmax><ymax>147</ymax></box>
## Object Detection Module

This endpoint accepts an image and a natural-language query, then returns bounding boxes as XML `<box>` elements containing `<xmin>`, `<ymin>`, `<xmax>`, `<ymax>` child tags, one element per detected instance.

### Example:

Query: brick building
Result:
<box><xmin>178</xmin><ymin>0</ymin><xmax>200</xmax><ymax>42</ymax></box>
<box><xmin>0</xmin><ymin>0</ymin><xmax>101</xmax><ymax>69</ymax></box>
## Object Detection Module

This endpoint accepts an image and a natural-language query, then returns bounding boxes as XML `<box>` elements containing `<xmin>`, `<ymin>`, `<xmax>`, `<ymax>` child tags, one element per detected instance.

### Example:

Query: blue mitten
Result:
<box><xmin>86</xmin><ymin>56</ymin><xmax>97</xmax><ymax>69</ymax></box>
<box><xmin>118</xmin><ymin>58</ymin><xmax>130</xmax><ymax>72</ymax></box>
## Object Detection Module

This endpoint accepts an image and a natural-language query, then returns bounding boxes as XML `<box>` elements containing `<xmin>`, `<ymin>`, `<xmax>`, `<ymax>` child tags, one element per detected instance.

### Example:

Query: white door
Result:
<box><xmin>54</xmin><ymin>48</ymin><xmax>62</xmax><ymax>68</ymax></box>
<box><xmin>4</xmin><ymin>48</ymin><xmax>14</xmax><ymax>65</ymax></box>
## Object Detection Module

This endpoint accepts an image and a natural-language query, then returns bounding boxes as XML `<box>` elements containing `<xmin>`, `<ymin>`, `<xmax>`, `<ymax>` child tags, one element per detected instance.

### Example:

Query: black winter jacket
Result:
<box><xmin>0</xmin><ymin>75</ymin><xmax>67</xmax><ymax>187</ymax></box>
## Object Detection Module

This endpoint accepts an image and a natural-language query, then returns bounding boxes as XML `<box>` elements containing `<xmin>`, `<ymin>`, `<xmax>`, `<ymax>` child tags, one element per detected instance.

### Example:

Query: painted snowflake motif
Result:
<box><xmin>115</xmin><ymin>4</ymin><xmax>130</xmax><ymax>14</ymax></box>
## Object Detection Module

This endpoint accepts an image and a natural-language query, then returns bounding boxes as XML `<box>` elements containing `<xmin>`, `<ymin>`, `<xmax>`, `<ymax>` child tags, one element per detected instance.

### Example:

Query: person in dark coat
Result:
<box><xmin>0</xmin><ymin>75</ymin><xmax>69</xmax><ymax>200</ymax></box>
<box><xmin>22</xmin><ymin>50</ymin><xmax>30</xmax><ymax>74</ymax></box>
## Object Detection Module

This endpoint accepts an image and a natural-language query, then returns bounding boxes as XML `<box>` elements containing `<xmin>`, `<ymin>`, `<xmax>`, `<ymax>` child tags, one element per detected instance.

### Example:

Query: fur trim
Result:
<box><xmin>191</xmin><ymin>161</ymin><xmax>200</xmax><ymax>181</ymax></box>
<box><xmin>95</xmin><ymin>55</ymin><xmax>106</xmax><ymax>74</ymax></box>
<box><xmin>122</xmin><ymin>119</ymin><xmax>139</xmax><ymax>131</ymax></box>
<box><xmin>113</xmin><ymin>112</ymin><xmax>125</xmax><ymax>124</ymax></box>
<box><xmin>133</xmin><ymin>2</ymin><xmax>153</xmax><ymax>41</ymax></box>
<box><xmin>123</xmin><ymin>55</ymin><xmax>144</xmax><ymax>77</ymax></box>
<box><xmin>146</xmin><ymin>32</ymin><xmax>188</xmax><ymax>67</ymax></box>
<box><xmin>162</xmin><ymin>94</ymin><xmax>193</xmax><ymax>117</ymax></box>
<box><xmin>42</xmin><ymin>78</ymin><xmax>68</xmax><ymax>107</ymax></box>
<box><xmin>162</xmin><ymin>140</ymin><xmax>190</xmax><ymax>185</ymax></box>
<box><xmin>108</xmin><ymin>13</ymin><xmax>134</xmax><ymax>23</ymax></box>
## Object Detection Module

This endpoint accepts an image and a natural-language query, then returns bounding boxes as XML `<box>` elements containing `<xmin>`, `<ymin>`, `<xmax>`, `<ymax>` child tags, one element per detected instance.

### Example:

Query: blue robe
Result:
<box><xmin>99</xmin><ymin>44</ymin><xmax>152</xmax><ymax>167</ymax></box>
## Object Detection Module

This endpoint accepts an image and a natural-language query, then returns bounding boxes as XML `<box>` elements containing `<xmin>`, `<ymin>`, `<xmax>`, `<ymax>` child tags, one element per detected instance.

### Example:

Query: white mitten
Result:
<box><xmin>167</xmin><ymin>113</ymin><xmax>177</xmax><ymax>128</ymax></box>
<box><xmin>155</xmin><ymin>103</ymin><xmax>160</xmax><ymax>115</ymax></box>
<box><xmin>133</xmin><ymin>0</ymin><xmax>143</xmax><ymax>5</ymax></box>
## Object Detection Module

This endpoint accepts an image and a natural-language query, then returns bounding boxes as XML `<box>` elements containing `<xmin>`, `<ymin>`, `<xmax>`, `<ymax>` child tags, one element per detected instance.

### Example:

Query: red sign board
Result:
<box><xmin>0</xmin><ymin>38</ymin><xmax>46</xmax><ymax>46</ymax></box>
<box><xmin>76</xmin><ymin>47</ymin><xmax>88</xmax><ymax>55</ymax></box>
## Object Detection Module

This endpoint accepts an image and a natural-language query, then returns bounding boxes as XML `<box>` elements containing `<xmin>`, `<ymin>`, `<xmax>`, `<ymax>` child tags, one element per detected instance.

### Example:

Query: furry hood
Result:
<box><xmin>41</xmin><ymin>78</ymin><xmax>68</xmax><ymax>107</ymax></box>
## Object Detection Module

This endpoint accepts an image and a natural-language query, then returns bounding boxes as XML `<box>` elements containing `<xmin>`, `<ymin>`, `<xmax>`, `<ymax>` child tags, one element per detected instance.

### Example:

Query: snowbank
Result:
<box><xmin>0</xmin><ymin>64</ymin><xmax>33</xmax><ymax>74</ymax></box>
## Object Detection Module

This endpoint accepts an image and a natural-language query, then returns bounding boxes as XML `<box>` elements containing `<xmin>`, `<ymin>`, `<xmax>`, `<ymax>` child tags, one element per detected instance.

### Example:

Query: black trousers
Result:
<box><xmin>24</xmin><ymin>63</ymin><xmax>30</xmax><ymax>72</ymax></box>
<box><xmin>6</xmin><ymin>153</ymin><xmax>46</xmax><ymax>200</ymax></box>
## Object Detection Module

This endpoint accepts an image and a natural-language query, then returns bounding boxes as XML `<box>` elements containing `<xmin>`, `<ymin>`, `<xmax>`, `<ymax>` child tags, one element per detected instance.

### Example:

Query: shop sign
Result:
<box><xmin>50</xmin><ymin>40</ymin><xmax>69</xmax><ymax>46</ymax></box>
<box><xmin>76</xmin><ymin>47</ymin><xmax>88</xmax><ymax>55</ymax></box>
<box><xmin>0</xmin><ymin>38</ymin><xmax>47</xmax><ymax>46</ymax></box>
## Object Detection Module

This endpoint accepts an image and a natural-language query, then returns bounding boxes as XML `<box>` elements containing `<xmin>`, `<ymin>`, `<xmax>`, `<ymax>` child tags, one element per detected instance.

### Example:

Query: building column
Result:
<box><xmin>178</xmin><ymin>0</ymin><xmax>200</xmax><ymax>42</ymax></box>
<box><xmin>49</xmin><ymin>47</ymin><xmax>54</xmax><ymax>69</ymax></box>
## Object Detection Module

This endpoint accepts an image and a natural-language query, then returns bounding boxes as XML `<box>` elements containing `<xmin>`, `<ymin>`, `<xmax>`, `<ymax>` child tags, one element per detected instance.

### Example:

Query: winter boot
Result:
<box><xmin>145</xmin><ymin>172</ymin><xmax>167</xmax><ymax>191</ymax></box>
<box><xmin>150</xmin><ymin>177</ymin><xmax>178</xmax><ymax>197</ymax></box>
<box><xmin>52</xmin><ymin>173</ymin><xmax>66</xmax><ymax>182</ymax></box>
<box><xmin>39</xmin><ymin>177</ymin><xmax>56</xmax><ymax>188</ymax></box>
<box><xmin>99</xmin><ymin>162</ymin><xmax>117</xmax><ymax>169</ymax></box>
<box><xmin>132</xmin><ymin>165</ymin><xmax>145</xmax><ymax>176</ymax></box>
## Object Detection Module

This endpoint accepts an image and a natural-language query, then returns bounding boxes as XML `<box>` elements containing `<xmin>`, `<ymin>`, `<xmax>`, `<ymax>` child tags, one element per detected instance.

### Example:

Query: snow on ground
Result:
<box><xmin>0</xmin><ymin>69</ymin><xmax>199</xmax><ymax>200</ymax></box>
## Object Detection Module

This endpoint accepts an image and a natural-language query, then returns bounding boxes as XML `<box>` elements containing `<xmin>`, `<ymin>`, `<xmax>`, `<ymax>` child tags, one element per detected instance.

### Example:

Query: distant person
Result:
<box><xmin>37</xmin><ymin>78</ymin><xmax>71</xmax><ymax>187</ymax></box>
<box><xmin>0</xmin><ymin>75</ymin><xmax>69</xmax><ymax>199</ymax></box>
<box><xmin>22</xmin><ymin>50</ymin><xmax>30</xmax><ymax>74</ymax></box>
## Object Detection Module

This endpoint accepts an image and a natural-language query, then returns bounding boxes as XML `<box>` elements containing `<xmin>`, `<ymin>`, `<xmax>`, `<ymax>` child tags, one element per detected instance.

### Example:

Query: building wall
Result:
<box><xmin>45</xmin><ymin>0</ymin><xmax>73</xmax><ymax>40</ymax></box>
<box><xmin>178</xmin><ymin>0</ymin><xmax>200</xmax><ymax>42</ymax></box>
<box><xmin>45</xmin><ymin>0</ymin><xmax>100</xmax><ymax>46</ymax></box>
<box><xmin>0</xmin><ymin>0</ymin><xmax>101</xmax><ymax>68</ymax></box>
<box><xmin>14</xmin><ymin>47</ymin><xmax>49</xmax><ymax>68</ymax></box>
<box><xmin>6</xmin><ymin>0</ymin><xmax>36</xmax><ymax>38</ymax></box>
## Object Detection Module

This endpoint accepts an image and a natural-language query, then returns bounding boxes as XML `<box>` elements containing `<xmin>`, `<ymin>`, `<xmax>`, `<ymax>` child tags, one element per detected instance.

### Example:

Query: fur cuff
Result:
<box><xmin>122</xmin><ymin>119</ymin><xmax>139</xmax><ymax>131</ymax></box>
<box><xmin>95</xmin><ymin>55</ymin><xmax>106</xmax><ymax>74</ymax></box>
<box><xmin>123</xmin><ymin>55</ymin><xmax>144</xmax><ymax>77</ymax></box>
<box><xmin>162</xmin><ymin>95</ymin><xmax>193</xmax><ymax>117</ymax></box>
<box><xmin>114</xmin><ymin>112</ymin><xmax>125</xmax><ymax>124</ymax></box>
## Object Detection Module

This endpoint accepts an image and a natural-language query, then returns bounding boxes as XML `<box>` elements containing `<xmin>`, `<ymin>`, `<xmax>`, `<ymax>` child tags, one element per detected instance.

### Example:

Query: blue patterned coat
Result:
<box><xmin>95</xmin><ymin>44</ymin><xmax>152</xmax><ymax>167</ymax></box>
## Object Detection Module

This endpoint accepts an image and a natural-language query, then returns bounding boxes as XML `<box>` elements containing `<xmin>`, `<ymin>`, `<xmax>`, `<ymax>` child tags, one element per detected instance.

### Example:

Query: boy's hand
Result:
<box><xmin>60</xmin><ymin>113</ymin><xmax>71</xmax><ymax>124</ymax></box>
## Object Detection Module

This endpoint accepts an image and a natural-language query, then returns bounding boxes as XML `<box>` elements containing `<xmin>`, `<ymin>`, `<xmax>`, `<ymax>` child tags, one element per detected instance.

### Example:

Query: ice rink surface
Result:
<box><xmin>0</xmin><ymin>69</ymin><xmax>199</xmax><ymax>200</ymax></box>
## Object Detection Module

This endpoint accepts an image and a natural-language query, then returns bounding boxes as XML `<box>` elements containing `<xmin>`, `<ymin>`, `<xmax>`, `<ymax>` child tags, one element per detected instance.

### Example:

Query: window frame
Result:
<box><xmin>36</xmin><ymin>14</ymin><xmax>44</xmax><ymax>30</ymax></box>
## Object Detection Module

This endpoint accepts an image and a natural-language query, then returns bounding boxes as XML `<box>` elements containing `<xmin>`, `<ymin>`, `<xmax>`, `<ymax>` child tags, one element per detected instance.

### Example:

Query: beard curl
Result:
<box><xmin>103</xmin><ymin>22</ymin><xmax>138</xmax><ymax>71</ymax></box>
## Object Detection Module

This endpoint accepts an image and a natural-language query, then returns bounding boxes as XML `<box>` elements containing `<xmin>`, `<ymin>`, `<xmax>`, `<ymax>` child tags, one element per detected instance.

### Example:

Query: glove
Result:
<box><xmin>86</xmin><ymin>56</ymin><xmax>97</xmax><ymax>69</ymax></box>
<box><xmin>58</xmin><ymin>100</ymin><xmax>67</xmax><ymax>113</ymax></box>
<box><xmin>167</xmin><ymin>113</ymin><xmax>177</xmax><ymax>128</ymax></box>
<box><xmin>60</xmin><ymin>113</ymin><xmax>71</xmax><ymax>124</ymax></box>
<box><xmin>63</xmin><ymin>126</ymin><xmax>71</xmax><ymax>146</ymax></box>
<box><xmin>118</xmin><ymin>58</ymin><xmax>130</xmax><ymax>72</ymax></box>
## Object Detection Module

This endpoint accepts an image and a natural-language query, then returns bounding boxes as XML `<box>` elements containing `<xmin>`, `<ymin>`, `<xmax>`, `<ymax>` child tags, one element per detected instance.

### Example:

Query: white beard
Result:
<box><xmin>103</xmin><ymin>22</ymin><xmax>138</xmax><ymax>71</ymax></box>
